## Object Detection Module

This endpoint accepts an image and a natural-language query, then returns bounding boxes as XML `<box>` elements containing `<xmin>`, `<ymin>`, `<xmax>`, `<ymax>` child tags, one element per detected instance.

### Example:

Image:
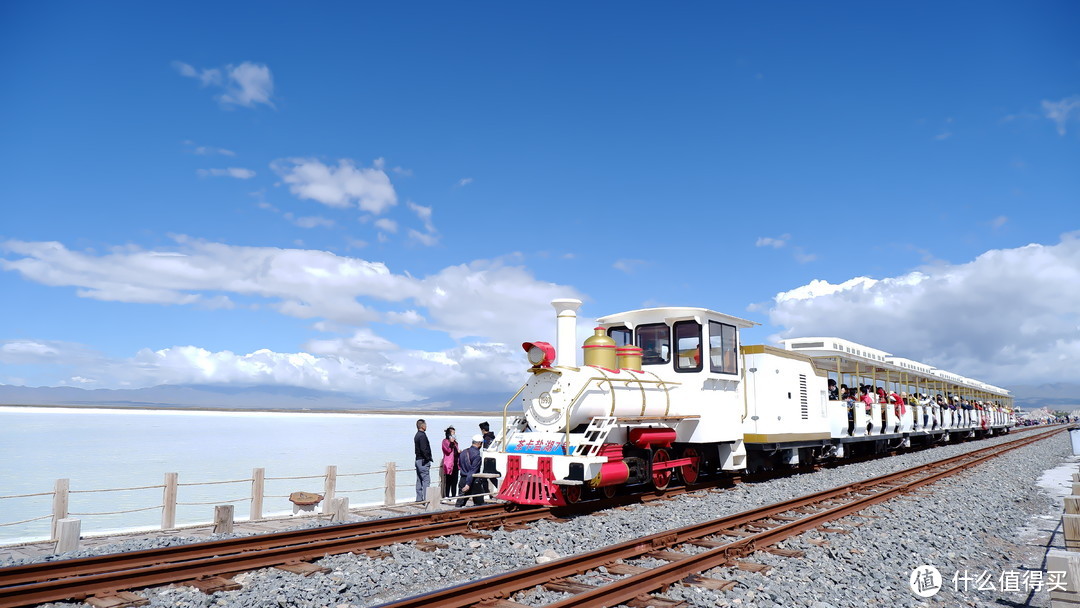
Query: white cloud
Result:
<box><xmin>756</xmin><ymin>234</ymin><xmax>790</xmax><ymax>248</ymax></box>
<box><xmin>290</xmin><ymin>215</ymin><xmax>335</xmax><ymax>229</ymax></box>
<box><xmin>457</xmin><ymin>177</ymin><xmax>474</xmax><ymax>187</ymax></box>
<box><xmin>934</xmin><ymin>131</ymin><xmax>952</xmax><ymax>141</ymax></box>
<box><xmin>991</xmin><ymin>215</ymin><xmax>1008</xmax><ymax>229</ymax></box>
<box><xmin>374</xmin><ymin>218</ymin><xmax>398</xmax><ymax>233</ymax></box>
<box><xmin>407</xmin><ymin>201</ymin><xmax>435</xmax><ymax>233</ymax></box>
<box><xmin>764</xmin><ymin>232</ymin><xmax>1080</xmax><ymax>385</ymax></box>
<box><xmin>272</xmin><ymin>158</ymin><xmax>397</xmax><ymax>213</ymax></box>
<box><xmin>183</xmin><ymin>141</ymin><xmax>236</xmax><ymax>156</ymax></box>
<box><xmin>0</xmin><ymin>237</ymin><xmax>583</xmax><ymax>347</ymax></box>
<box><xmin>1042</xmin><ymin>95</ymin><xmax>1080</xmax><ymax>136</ymax></box>
<box><xmin>173</xmin><ymin>61</ymin><xmax>274</xmax><ymax>109</ymax></box>
<box><xmin>408</xmin><ymin>229</ymin><xmax>439</xmax><ymax>247</ymax></box>
<box><xmin>613</xmin><ymin>259</ymin><xmax>648</xmax><ymax>274</ymax></box>
<box><xmin>197</xmin><ymin>168</ymin><xmax>256</xmax><ymax>179</ymax></box>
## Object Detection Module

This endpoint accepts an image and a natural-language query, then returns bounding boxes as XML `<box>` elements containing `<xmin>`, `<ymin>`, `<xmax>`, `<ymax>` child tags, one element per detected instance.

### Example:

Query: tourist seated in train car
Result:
<box><xmin>860</xmin><ymin>388</ymin><xmax>875</xmax><ymax>432</ymax></box>
<box><xmin>844</xmin><ymin>391</ymin><xmax>857</xmax><ymax>436</ymax></box>
<box><xmin>840</xmin><ymin>384</ymin><xmax>850</xmax><ymax>399</ymax></box>
<box><xmin>828</xmin><ymin>379</ymin><xmax>839</xmax><ymax>401</ymax></box>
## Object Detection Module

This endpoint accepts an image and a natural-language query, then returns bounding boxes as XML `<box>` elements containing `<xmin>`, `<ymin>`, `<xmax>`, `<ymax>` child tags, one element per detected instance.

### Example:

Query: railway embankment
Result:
<box><xmin>8</xmin><ymin>429</ymin><xmax>1071</xmax><ymax>608</ymax></box>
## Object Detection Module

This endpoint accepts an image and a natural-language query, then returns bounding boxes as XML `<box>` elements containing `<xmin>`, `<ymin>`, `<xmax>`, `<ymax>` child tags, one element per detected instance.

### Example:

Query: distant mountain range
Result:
<box><xmin>0</xmin><ymin>383</ymin><xmax>510</xmax><ymax>414</ymax></box>
<box><xmin>0</xmin><ymin>381</ymin><xmax>1076</xmax><ymax>415</ymax></box>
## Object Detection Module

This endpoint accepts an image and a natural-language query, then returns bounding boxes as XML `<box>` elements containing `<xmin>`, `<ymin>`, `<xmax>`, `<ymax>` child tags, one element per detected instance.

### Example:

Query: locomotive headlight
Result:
<box><xmin>527</xmin><ymin>347</ymin><xmax>546</xmax><ymax>366</ymax></box>
<box><xmin>539</xmin><ymin>391</ymin><xmax>552</xmax><ymax>408</ymax></box>
<box><xmin>521</xmin><ymin>341</ymin><xmax>555</xmax><ymax>368</ymax></box>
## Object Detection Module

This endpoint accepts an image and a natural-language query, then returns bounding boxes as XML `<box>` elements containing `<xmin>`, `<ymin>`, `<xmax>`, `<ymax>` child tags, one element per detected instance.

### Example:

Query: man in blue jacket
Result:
<box><xmin>456</xmin><ymin>434</ymin><xmax>486</xmax><ymax>507</ymax></box>
<box><xmin>414</xmin><ymin>419</ymin><xmax>432</xmax><ymax>502</ymax></box>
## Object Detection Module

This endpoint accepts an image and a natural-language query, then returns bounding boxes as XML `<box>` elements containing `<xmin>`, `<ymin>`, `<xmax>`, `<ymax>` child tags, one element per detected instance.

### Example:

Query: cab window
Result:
<box><xmin>636</xmin><ymin>324</ymin><xmax>669</xmax><ymax>365</ymax></box>
<box><xmin>673</xmin><ymin>321</ymin><xmax>702</xmax><ymax>372</ymax></box>
<box><xmin>709</xmin><ymin>321</ymin><xmax>738</xmax><ymax>374</ymax></box>
<box><xmin>607</xmin><ymin>326</ymin><xmax>632</xmax><ymax>347</ymax></box>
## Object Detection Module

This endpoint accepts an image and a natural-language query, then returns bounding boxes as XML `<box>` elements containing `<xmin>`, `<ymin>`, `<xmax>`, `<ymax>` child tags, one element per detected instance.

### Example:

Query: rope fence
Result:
<box><xmin>1</xmin><ymin>460</ymin><xmax>422</xmax><ymax>545</ymax></box>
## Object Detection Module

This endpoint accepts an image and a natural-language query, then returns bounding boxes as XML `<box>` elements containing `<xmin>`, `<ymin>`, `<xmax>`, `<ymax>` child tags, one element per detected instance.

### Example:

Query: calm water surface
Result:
<box><xmin>0</xmin><ymin>407</ymin><xmax>500</xmax><ymax>543</ymax></box>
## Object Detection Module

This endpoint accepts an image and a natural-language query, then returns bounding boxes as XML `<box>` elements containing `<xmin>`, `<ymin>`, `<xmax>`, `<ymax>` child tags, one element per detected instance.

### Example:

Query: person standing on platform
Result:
<box><xmin>456</xmin><ymin>434</ymin><xmax>486</xmax><ymax>507</ymax></box>
<box><xmin>479</xmin><ymin>421</ymin><xmax>497</xmax><ymax>488</ymax></box>
<box><xmin>441</xmin><ymin>426</ymin><xmax>459</xmax><ymax>497</ymax></box>
<box><xmin>414</xmin><ymin>419</ymin><xmax>432</xmax><ymax>502</ymax></box>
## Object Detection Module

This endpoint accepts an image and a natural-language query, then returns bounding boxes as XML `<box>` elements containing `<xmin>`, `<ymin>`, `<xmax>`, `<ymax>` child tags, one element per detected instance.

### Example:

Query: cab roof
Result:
<box><xmin>596</xmin><ymin>306</ymin><xmax>758</xmax><ymax>330</ymax></box>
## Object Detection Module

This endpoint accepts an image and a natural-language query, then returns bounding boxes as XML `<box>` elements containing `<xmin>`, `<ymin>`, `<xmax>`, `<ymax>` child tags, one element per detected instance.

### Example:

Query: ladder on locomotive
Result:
<box><xmin>488</xmin><ymin>416</ymin><xmax>528</xmax><ymax>452</ymax></box>
<box><xmin>574</xmin><ymin>416</ymin><xmax>617</xmax><ymax>458</ymax></box>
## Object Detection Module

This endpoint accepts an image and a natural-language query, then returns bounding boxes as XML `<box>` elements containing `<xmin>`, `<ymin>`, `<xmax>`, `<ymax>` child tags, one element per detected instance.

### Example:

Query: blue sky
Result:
<box><xmin>1</xmin><ymin>1</ymin><xmax>1078</xmax><ymax>400</ymax></box>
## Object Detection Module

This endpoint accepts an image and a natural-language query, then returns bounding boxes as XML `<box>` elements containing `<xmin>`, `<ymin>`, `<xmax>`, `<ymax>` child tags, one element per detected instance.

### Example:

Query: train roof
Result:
<box><xmin>596</xmin><ymin>306</ymin><xmax>758</xmax><ymax>330</ymax></box>
<box><xmin>778</xmin><ymin>336</ymin><xmax>1010</xmax><ymax>397</ymax></box>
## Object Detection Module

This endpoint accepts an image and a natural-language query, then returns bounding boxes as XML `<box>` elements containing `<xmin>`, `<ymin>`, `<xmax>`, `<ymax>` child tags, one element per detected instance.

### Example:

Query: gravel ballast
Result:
<box><xmin>16</xmin><ymin>428</ymin><xmax>1072</xmax><ymax>608</ymax></box>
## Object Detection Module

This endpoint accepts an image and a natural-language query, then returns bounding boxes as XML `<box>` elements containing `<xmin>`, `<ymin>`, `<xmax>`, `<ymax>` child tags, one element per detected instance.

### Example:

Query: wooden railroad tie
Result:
<box><xmin>768</xmin><ymin>514</ymin><xmax>801</xmax><ymax>522</ymax></box>
<box><xmin>734</xmin><ymin>560</ymin><xmax>772</xmax><ymax>573</ymax></box>
<box><xmin>276</xmin><ymin>561</ymin><xmax>331</xmax><ymax>576</ymax></box>
<box><xmin>543</xmin><ymin>579</ymin><xmax>598</xmax><ymax>594</ymax></box>
<box><xmin>806</xmin><ymin>538</ymin><xmax>830</xmax><ymax>547</ymax></box>
<box><xmin>604</xmin><ymin>562</ymin><xmax>649</xmax><ymax>575</ymax></box>
<box><xmin>414</xmin><ymin>541</ymin><xmax>450</xmax><ymax>552</ymax></box>
<box><xmin>186</xmin><ymin>576</ymin><xmax>243</xmax><ymax>594</ymax></box>
<box><xmin>460</xmin><ymin>531</ymin><xmax>493</xmax><ymax>539</ymax></box>
<box><xmin>474</xmin><ymin>600</ymin><xmax>532</xmax><ymax>608</ymax></box>
<box><xmin>354</xmin><ymin>548</ymin><xmax>393</xmax><ymax>559</ymax></box>
<box><xmin>687</xmin><ymin>539</ymin><xmax>726</xmax><ymax>549</ymax></box>
<box><xmin>763</xmin><ymin>547</ymin><xmax>805</xmax><ymax>558</ymax></box>
<box><xmin>500</xmin><ymin>523</ymin><xmax>531</xmax><ymax>531</ymax></box>
<box><xmin>817</xmin><ymin>526</ymin><xmax>852</xmax><ymax>535</ymax></box>
<box><xmin>682</xmin><ymin>574</ymin><xmax>738</xmax><ymax>591</ymax></box>
<box><xmin>647</xmin><ymin>550</ymin><xmax>692</xmax><ymax>562</ymax></box>
<box><xmin>626</xmin><ymin>594</ymin><xmax>687</xmax><ymax>608</ymax></box>
<box><xmin>85</xmin><ymin>592</ymin><xmax>149</xmax><ymax>608</ymax></box>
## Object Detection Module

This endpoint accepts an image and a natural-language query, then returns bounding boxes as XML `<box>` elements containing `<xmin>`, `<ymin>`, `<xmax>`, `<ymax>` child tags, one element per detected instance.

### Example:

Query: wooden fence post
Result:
<box><xmin>1066</xmin><ymin>496</ymin><xmax>1080</xmax><ymax>516</ymax></box>
<box><xmin>162</xmin><ymin>472</ymin><xmax>178</xmax><ymax>530</ymax></box>
<box><xmin>323</xmin><ymin>465</ymin><xmax>337</xmax><ymax>514</ymax></box>
<box><xmin>251</xmin><ymin>467</ymin><xmax>265</xmax><ymax>521</ymax></box>
<box><xmin>1048</xmin><ymin>549</ymin><xmax>1080</xmax><ymax>607</ymax></box>
<box><xmin>51</xmin><ymin>478</ymin><xmax>69</xmax><ymax>541</ymax></box>
<box><xmin>213</xmin><ymin>505</ymin><xmax>234</xmax><ymax>534</ymax></box>
<box><xmin>330</xmin><ymin>497</ymin><xmax>349</xmax><ymax>522</ymax></box>
<box><xmin>384</xmin><ymin>462</ymin><xmax>396</xmax><ymax>506</ymax></box>
<box><xmin>54</xmin><ymin>518</ymin><xmax>80</xmax><ymax>554</ymax></box>
<box><xmin>1065</xmin><ymin>514</ymin><xmax>1080</xmax><ymax>552</ymax></box>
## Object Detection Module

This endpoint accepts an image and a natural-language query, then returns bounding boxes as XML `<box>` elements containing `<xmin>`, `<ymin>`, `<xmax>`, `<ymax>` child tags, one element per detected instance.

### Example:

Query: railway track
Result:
<box><xmin>372</xmin><ymin>426</ymin><xmax>1065</xmax><ymax>608</ymax></box>
<box><xmin>0</xmin><ymin>426</ymin><xmax>1046</xmax><ymax>607</ymax></box>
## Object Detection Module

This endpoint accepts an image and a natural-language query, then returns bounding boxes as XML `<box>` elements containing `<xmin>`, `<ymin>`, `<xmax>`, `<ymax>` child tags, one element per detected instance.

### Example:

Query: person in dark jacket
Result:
<box><xmin>414</xmin><ymin>419</ymin><xmax>432</xmax><ymax>502</ymax></box>
<box><xmin>456</xmin><ymin>434</ymin><xmax>486</xmax><ymax>507</ymax></box>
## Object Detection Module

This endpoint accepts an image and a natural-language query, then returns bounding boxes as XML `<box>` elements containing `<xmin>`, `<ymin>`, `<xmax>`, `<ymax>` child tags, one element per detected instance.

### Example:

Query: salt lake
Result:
<box><xmin>0</xmin><ymin>406</ymin><xmax>500</xmax><ymax>544</ymax></box>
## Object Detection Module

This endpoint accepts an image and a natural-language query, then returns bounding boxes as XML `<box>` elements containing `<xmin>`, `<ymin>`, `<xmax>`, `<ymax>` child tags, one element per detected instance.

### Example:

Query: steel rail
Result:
<box><xmin>372</xmin><ymin>427</ymin><xmax>1063</xmax><ymax>608</ymax></box>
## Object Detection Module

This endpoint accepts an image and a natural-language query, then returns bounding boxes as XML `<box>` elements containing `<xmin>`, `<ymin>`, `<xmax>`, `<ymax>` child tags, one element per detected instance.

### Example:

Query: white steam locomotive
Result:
<box><xmin>481</xmin><ymin>299</ymin><xmax>1014</xmax><ymax>506</ymax></box>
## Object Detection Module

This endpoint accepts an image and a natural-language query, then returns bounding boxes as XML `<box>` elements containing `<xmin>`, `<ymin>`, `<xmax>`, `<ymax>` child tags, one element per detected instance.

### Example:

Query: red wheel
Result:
<box><xmin>651</xmin><ymin>448</ymin><xmax>672</xmax><ymax>490</ymax></box>
<box><xmin>562</xmin><ymin>484</ymin><xmax>581</xmax><ymax>504</ymax></box>
<box><xmin>680</xmin><ymin>447</ymin><xmax>700</xmax><ymax>484</ymax></box>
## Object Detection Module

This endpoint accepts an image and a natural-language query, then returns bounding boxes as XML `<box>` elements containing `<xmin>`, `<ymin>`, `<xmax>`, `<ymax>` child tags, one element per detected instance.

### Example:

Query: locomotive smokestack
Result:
<box><xmin>550</xmin><ymin>298</ymin><xmax>582</xmax><ymax>367</ymax></box>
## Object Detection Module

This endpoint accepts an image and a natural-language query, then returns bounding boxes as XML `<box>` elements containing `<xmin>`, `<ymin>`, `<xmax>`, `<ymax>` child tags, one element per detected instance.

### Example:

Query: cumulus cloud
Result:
<box><xmin>764</xmin><ymin>232</ymin><xmax>1080</xmax><ymax>385</ymax></box>
<box><xmin>374</xmin><ymin>218</ymin><xmax>398</xmax><ymax>233</ymax></box>
<box><xmin>1042</xmin><ymin>95</ymin><xmax>1080</xmax><ymax>136</ymax></box>
<box><xmin>283</xmin><ymin>214</ymin><xmax>334</xmax><ymax>229</ymax></box>
<box><xmin>272</xmin><ymin>158</ymin><xmax>397</xmax><ymax>213</ymax></box>
<box><xmin>0</xmin><ymin>237</ymin><xmax>583</xmax><ymax>347</ymax></box>
<box><xmin>173</xmin><ymin>61</ymin><xmax>275</xmax><ymax>109</ymax></box>
<box><xmin>196</xmin><ymin>168</ymin><xmax>256</xmax><ymax>179</ymax></box>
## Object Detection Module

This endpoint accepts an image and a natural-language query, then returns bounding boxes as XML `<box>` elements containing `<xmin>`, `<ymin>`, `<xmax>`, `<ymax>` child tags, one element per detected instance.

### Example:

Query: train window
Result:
<box><xmin>607</xmin><ymin>326</ymin><xmax>632</xmax><ymax>347</ymax></box>
<box><xmin>636</xmin><ymin>324</ymin><xmax>670</xmax><ymax>365</ymax></box>
<box><xmin>673</xmin><ymin>321</ymin><xmax>702</xmax><ymax>372</ymax></box>
<box><xmin>709</xmin><ymin>321</ymin><xmax>738</xmax><ymax>375</ymax></box>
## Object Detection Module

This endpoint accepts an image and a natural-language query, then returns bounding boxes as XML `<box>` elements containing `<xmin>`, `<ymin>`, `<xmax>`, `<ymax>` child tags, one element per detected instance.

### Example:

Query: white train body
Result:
<box><xmin>485</xmin><ymin>302</ymin><xmax>1014</xmax><ymax>506</ymax></box>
